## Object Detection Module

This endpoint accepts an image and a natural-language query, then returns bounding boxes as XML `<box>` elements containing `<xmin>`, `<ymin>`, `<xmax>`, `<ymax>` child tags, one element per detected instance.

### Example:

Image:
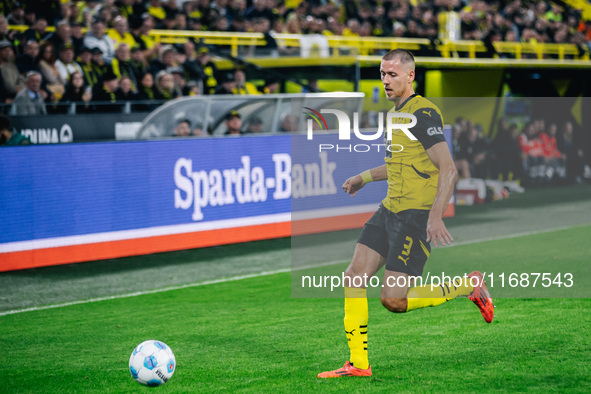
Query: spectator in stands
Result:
<box><xmin>173</xmin><ymin>118</ymin><xmax>191</xmax><ymax>137</ymax></box>
<box><xmin>493</xmin><ymin>120</ymin><xmax>522</xmax><ymax>181</ymax></box>
<box><xmin>150</xmin><ymin>45</ymin><xmax>177</xmax><ymax>75</ymax></box>
<box><xmin>196</xmin><ymin>46</ymin><xmax>217</xmax><ymax>94</ymax></box>
<box><xmin>91</xmin><ymin>47</ymin><xmax>109</xmax><ymax>81</ymax></box>
<box><xmin>136</xmin><ymin>72</ymin><xmax>162</xmax><ymax>100</ymax></box>
<box><xmin>109</xmin><ymin>16</ymin><xmax>137</xmax><ymax>49</ymax></box>
<box><xmin>302</xmin><ymin>78</ymin><xmax>319</xmax><ymax>93</ymax></box>
<box><xmin>129</xmin><ymin>45</ymin><xmax>149</xmax><ymax>80</ymax></box>
<box><xmin>452</xmin><ymin>122</ymin><xmax>471</xmax><ymax>179</ymax></box>
<box><xmin>518</xmin><ymin>121</ymin><xmax>545</xmax><ymax>185</ymax></box>
<box><xmin>244</xmin><ymin>0</ymin><xmax>273</xmax><ymax>21</ymax></box>
<box><xmin>0</xmin><ymin>40</ymin><xmax>24</xmax><ymax>102</ymax></box>
<box><xmin>177</xmin><ymin>40</ymin><xmax>206</xmax><ymax>85</ymax></box>
<box><xmin>46</xmin><ymin>20</ymin><xmax>72</xmax><ymax>53</ymax></box>
<box><xmin>279</xmin><ymin>114</ymin><xmax>294</xmax><ymax>132</ymax></box>
<box><xmin>112</xmin><ymin>43</ymin><xmax>137</xmax><ymax>89</ymax></box>
<box><xmin>214</xmin><ymin>71</ymin><xmax>236</xmax><ymax>95</ymax></box>
<box><xmin>558</xmin><ymin>121</ymin><xmax>587</xmax><ymax>183</ymax></box>
<box><xmin>96</xmin><ymin>4</ymin><xmax>117</xmax><ymax>28</ymax></box>
<box><xmin>185</xmin><ymin>80</ymin><xmax>200</xmax><ymax>96</ymax></box>
<box><xmin>0</xmin><ymin>114</ymin><xmax>31</xmax><ymax>145</ymax></box>
<box><xmin>55</xmin><ymin>44</ymin><xmax>83</xmax><ymax>83</ymax></box>
<box><xmin>117</xmin><ymin>0</ymin><xmax>144</xmax><ymax>21</ymax></box>
<box><xmin>37</xmin><ymin>41</ymin><xmax>65</xmax><ymax>101</ymax></box>
<box><xmin>70</xmin><ymin>22</ymin><xmax>86</xmax><ymax>54</ymax></box>
<box><xmin>167</xmin><ymin>66</ymin><xmax>189</xmax><ymax>96</ymax></box>
<box><xmin>244</xmin><ymin>116</ymin><xmax>263</xmax><ymax>134</ymax></box>
<box><xmin>148</xmin><ymin>0</ymin><xmax>167</xmax><ymax>24</ymax></box>
<box><xmin>175</xmin><ymin>13</ymin><xmax>188</xmax><ymax>30</ymax></box>
<box><xmin>23</xmin><ymin>8</ymin><xmax>36</xmax><ymax>26</ymax></box>
<box><xmin>115</xmin><ymin>75</ymin><xmax>138</xmax><ymax>101</ymax></box>
<box><xmin>84</xmin><ymin>19</ymin><xmax>116</xmax><ymax>63</ymax></box>
<box><xmin>23</xmin><ymin>18</ymin><xmax>48</xmax><ymax>43</ymax></box>
<box><xmin>92</xmin><ymin>69</ymin><xmax>120</xmax><ymax>112</ymax></box>
<box><xmin>224</xmin><ymin>110</ymin><xmax>243</xmax><ymax>135</ymax></box>
<box><xmin>77</xmin><ymin>46</ymin><xmax>99</xmax><ymax>87</ymax></box>
<box><xmin>7</xmin><ymin>6</ymin><xmax>25</xmax><ymax>26</ymax></box>
<box><xmin>130</xmin><ymin>13</ymin><xmax>160</xmax><ymax>61</ymax></box>
<box><xmin>60</xmin><ymin>71</ymin><xmax>94</xmax><ymax>113</ymax></box>
<box><xmin>155</xmin><ymin>70</ymin><xmax>178</xmax><ymax>100</ymax></box>
<box><xmin>17</xmin><ymin>40</ymin><xmax>40</xmax><ymax>74</ymax></box>
<box><xmin>0</xmin><ymin>15</ymin><xmax>18</xmax><ymax>45</ymax></box>
<box><xmin>13</xmin><ymin>71</ymin><xmax>47</xmax><ymax>116</ymax></box>
<box><xmin>233</xmin><ymin>68</ymin><xmax>259</xmax><ymax>94</ymax></box>
<box><xmin>250</xmin><ymin>17</ymin><xmax>278</xmax><ymax>57</ymax></box>
<box><xmin>258</xmin><ymin>78</ymin><xmax>280</xmax><ymax>94</ymax></box>
<box><xmin>540</xmin><ymin>122</ymin><xmax>566</xmax><ymax>182</ymax></box>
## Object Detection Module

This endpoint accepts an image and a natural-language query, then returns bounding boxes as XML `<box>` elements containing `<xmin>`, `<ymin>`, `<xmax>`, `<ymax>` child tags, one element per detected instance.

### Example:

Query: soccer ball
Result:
<box><xmin>129</xmin><ymin>340</ymin><xmax>176</xmax><ymax>386</ymax></box>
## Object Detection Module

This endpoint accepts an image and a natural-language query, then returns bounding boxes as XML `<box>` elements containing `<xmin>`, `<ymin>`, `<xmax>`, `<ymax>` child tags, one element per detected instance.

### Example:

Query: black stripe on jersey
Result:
<box><xmin>411</xmin><ymin>164</ymin><xmax>430</xmax><ymax>179</ymax></box>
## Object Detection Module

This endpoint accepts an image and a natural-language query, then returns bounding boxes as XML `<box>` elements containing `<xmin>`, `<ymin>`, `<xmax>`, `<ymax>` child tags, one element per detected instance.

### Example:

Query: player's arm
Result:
<box><xmin>426</xmin><ymin>141</ymin><xmax>458</xmax><ymax>247</ymax></box>
<box><xmin>342</xmin><ymin>164</ymin><xmax>387</xmax><ymax>197</ymax></box>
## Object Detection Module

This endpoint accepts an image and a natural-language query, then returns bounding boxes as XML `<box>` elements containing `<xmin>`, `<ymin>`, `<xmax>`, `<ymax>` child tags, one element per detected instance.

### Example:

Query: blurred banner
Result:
<box><xmin>0</xmin><ymin>136</ymin><xmax>288</xmax><ymax>271</ymax></box>
<box><xmin>1</xmin><ymin>133</ymin><xmax>447</xmax><ymax>272</ymax></box>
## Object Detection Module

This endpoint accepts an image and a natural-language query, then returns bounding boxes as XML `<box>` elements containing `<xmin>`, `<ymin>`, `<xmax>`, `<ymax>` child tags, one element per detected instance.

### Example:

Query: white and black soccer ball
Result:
<box><xmin>129</xmin><ymin>340</ymin><xmax>176</xmax><ymax>386</ymax></box>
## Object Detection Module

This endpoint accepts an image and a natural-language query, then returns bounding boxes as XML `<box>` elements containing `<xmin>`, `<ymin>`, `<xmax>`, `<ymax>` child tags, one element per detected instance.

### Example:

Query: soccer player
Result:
<box><xmin>317</xmin><ymin>49</ymin><xmax>494</xmax><ymax>378</ymax></box>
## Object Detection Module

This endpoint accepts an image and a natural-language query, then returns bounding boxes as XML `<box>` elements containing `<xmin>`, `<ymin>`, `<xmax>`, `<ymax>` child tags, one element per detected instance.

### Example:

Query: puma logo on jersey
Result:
<box><xmin>398</xmin><ymin>255</ymin><xmax>409</xmax><ymax>265</ymax></box>
<box><xmin>423</xmin><ymin>110</ymin><xmax>432</xmax><ymax>117</ymax></box>
<box><xmin>427</xmin><ymin>126</ymin><xmax>443</xmax><ymax>136</ymax></box>
<box><xmin>345</xmin><ymin>329</ymin><xmax>356</xmax><ymax>336</ymax></box>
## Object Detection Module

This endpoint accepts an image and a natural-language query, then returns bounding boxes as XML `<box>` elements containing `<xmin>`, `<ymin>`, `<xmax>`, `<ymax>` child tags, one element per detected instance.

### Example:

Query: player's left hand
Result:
<box><xmin>426</xmin><ymin>217</ymin><xmax>453</xmax><ymax>248</ymax></box>
<box><xmin>342</xmin><ymin>174</ymin><xmax>364</xmax><ymax>197</ymax></box>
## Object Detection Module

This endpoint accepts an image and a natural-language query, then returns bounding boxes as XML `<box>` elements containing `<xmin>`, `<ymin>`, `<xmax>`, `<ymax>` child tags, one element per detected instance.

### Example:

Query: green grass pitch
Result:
<box><xmin>1</xmin><ymin>223</ymin><xmax>591</xmax><ymax>392</ymax></box>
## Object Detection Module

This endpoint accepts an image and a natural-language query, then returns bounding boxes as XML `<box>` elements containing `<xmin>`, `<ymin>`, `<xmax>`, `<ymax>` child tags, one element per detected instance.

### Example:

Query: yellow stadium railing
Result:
<box><xmin>9</xmin><ymin>25</ymin><xmax>587</xmax><ymax>61</ymax></box>
<box><xmin>438</xmin><ymin>39</ymin><xmax>586</xmax><ymax>60</ymax></box>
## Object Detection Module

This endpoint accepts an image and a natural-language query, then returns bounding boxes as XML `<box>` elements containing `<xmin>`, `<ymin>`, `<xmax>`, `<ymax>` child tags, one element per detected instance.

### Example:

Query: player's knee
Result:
<box><xmin>381</xmin><ymin>297</ymin><xmax>407</xmax><ymax>313</ymax></box>
<box><xmin>344</xmin><ymin>265</ymin><xmax>362</xmax><ymax>282</ymax></box>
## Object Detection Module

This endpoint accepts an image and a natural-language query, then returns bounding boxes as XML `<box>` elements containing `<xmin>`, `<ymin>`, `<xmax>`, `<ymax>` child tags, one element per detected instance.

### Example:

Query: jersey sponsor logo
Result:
<box><xmin>427</xmin><ymin>127</ymin><xmax>443</xmax><ymax>136</ymax></box>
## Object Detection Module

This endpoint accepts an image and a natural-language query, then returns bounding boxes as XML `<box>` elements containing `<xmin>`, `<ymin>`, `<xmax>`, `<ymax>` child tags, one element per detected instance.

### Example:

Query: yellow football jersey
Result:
<box><xmin>382</xmin><ymin>94</ymin><xmax>445</xmax><ymax>213</ymax></box>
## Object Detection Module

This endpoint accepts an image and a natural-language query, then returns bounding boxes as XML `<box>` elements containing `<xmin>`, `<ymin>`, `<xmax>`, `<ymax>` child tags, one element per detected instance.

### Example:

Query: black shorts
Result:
<box><xmin>357</xmin><ymin>205</ymin><xmax>431</xmax><ymax>277</ymax></box>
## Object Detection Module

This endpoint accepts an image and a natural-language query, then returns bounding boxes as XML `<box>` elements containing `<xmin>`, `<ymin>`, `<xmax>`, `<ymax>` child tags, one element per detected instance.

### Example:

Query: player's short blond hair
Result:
<box><xmin>382</xmin><ymin>49</ymin><xmax>415</xmax><ymax>70</ymax></box>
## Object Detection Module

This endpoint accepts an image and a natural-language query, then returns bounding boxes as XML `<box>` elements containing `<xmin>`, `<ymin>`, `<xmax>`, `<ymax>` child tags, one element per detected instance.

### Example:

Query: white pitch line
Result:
<box><xmin>0</xmin><ymin>222</ymin><xmax>588</xmax><ymax>317</ymax></box>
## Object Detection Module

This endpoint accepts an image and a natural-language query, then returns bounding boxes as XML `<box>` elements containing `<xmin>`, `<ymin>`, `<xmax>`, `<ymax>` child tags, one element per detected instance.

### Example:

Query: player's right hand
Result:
<box><xmin>342</xmin><ymin>175</ymin><xmax>364</xmax><ymax>197</ymax></box>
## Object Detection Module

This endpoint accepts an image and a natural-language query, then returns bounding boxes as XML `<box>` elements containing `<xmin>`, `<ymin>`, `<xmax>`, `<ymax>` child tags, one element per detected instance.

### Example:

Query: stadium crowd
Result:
<box><xmin>1</xmin><ymin>0</ymin><xmax>591</xmax><ymax>112</ymax></box>
<box><xmin>0</xmin><ymin>0</ymin><xmax>590</xmax><ymax>183</ymax></box>
<box><xmin>452</xmin><ymin>116</ymin><xmax>591</xmax><ymax>186</ymax></box>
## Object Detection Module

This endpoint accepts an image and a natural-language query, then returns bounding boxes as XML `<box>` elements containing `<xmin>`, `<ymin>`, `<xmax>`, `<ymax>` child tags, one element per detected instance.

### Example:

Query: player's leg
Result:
<box><xmin>379</xmin><ymin>214</ymin><xmax>474</xmax><ymax>313</ymax></box>
<box><xmin>380</xmin><ymin>269</ymin><xmax>474</xmax><ymax>313</ymax></box>
<box><xmin>317</xmin><ymin>243</ymin><xmax>384</xmax><ymax>378</ymax></box>
<box><xmin>379</xmin><ymin>222</ymin><xmax>494</xmax><ymax>321</ymax></box>
<box><xmin>318</xmin><ymin>208</ymin><xmax>388</xmax><ymax>378</ymax></box>
<box><xmin>343</xmin><ymin>243</ymin><xmax>384</xmax><ymax>369</ymax></box>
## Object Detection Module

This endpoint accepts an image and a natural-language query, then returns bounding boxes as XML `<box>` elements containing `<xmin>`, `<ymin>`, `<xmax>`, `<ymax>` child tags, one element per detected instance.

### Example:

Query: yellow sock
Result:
<box><xmin>344</xmin><ymin>287</ymin><xmax>369</xmax><ymax>370</ymax></box>
<box><xmin>406</xmin><ymin>277</ymin><xmax>473</xmax><ymax>312</ymax></box>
